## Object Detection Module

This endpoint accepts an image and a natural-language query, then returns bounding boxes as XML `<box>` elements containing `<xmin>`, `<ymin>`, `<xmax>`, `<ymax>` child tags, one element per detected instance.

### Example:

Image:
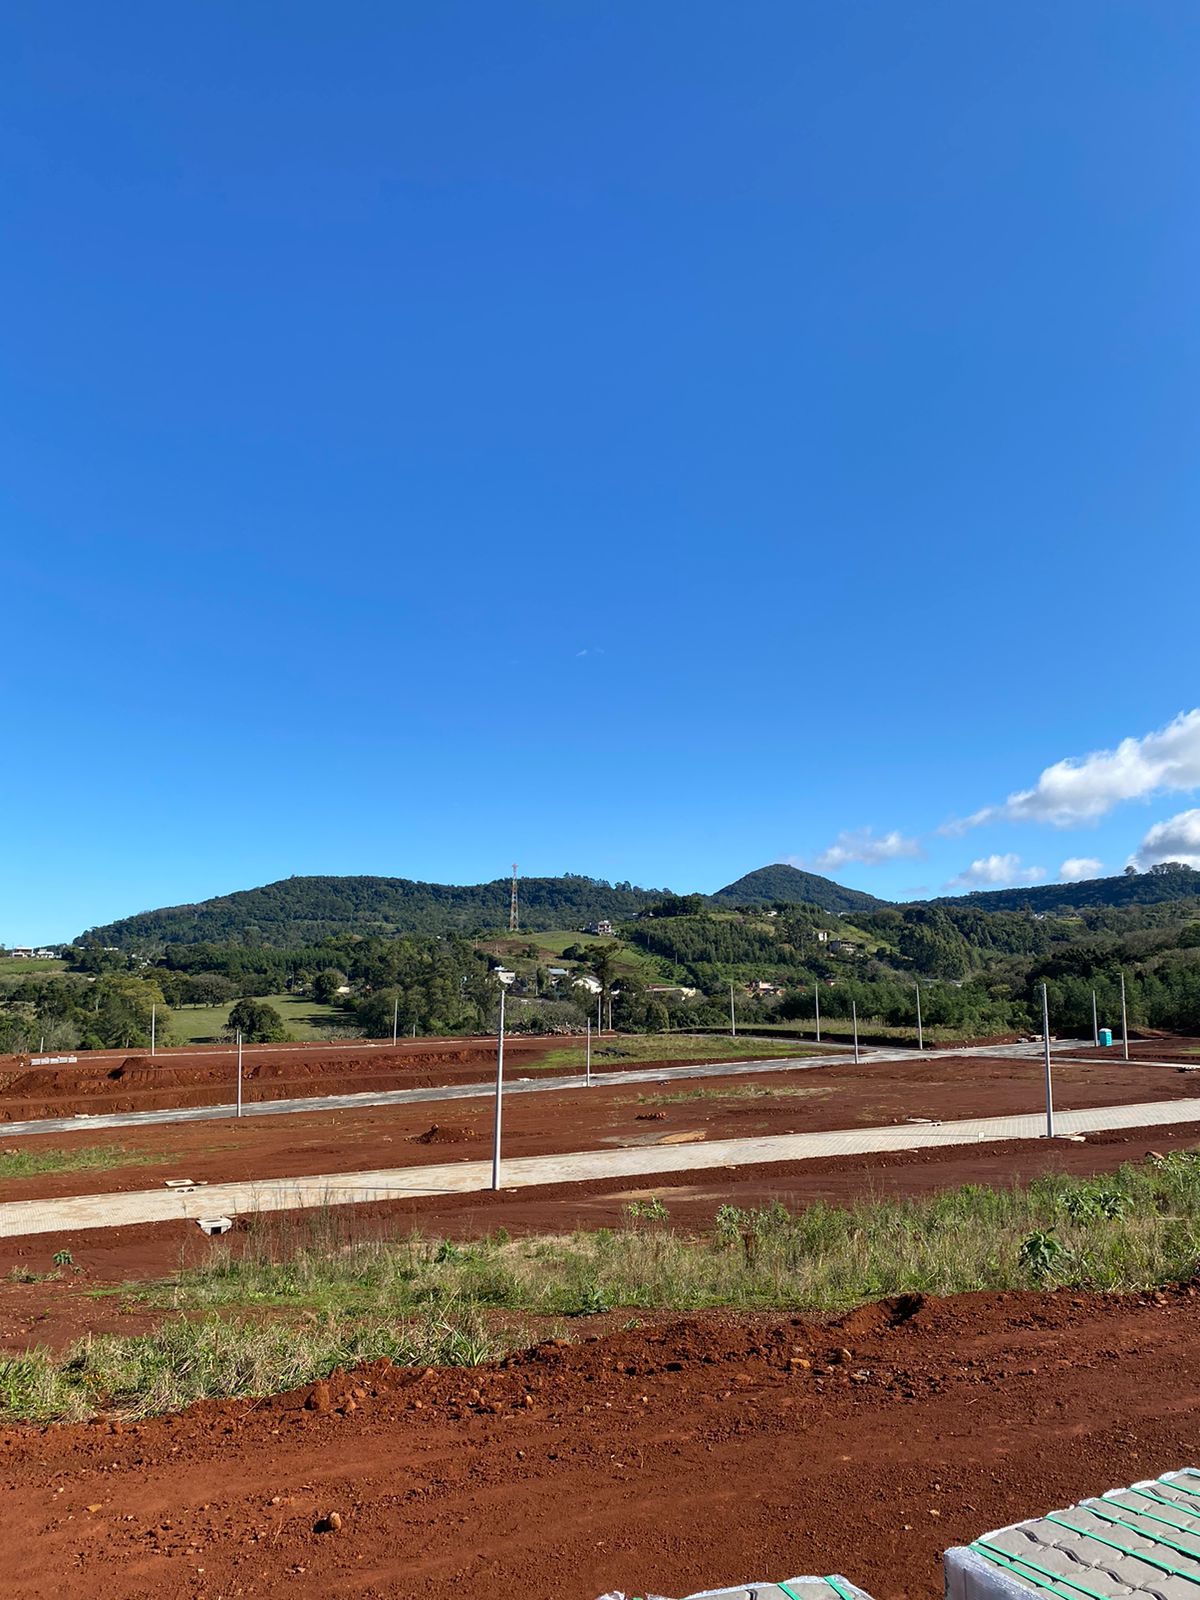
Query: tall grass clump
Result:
<box><xmin>147</xmin><ymin>1152</ymin><xmax>1200</xmax><ymax>1318</ymax></box>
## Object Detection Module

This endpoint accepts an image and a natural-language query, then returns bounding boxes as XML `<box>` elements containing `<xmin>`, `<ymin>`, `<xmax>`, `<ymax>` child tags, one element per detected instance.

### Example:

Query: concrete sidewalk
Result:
<box><xmin>1</xmin><ymin>1093</ymin><xmax>1197</xmax><ymax>1239</ymax></box>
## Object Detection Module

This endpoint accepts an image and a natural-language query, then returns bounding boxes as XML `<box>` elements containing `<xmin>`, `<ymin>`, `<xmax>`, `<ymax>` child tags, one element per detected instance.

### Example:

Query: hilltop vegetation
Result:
<box><xmin>78</xmin><ymin>873</ymin><xmax>671</xmax><ymax>947</ymax></box>
<box><xmin>73</xmin><ymin>861</ymin><xmax>1200</xmax><ymax>953</ymax></box>
<box><xmin>934</xmin><ymin>862</ymin><xmax>1200</xmax><ymax>914</ymax></box>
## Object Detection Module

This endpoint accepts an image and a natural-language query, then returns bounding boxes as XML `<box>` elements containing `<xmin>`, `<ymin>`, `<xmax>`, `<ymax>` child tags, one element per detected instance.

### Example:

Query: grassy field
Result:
<box><xmin>477</xmin><ymin>930</ymin><xmax>669</xmax><ymax>987</ymax></box>
<box><xmin>532</xmin><ymin>1031</ymin><xmax>839</xmax><ymax>1072</ymax></box>
<box><xmin>0</xmin><ymin>957</ymin><xmax>65</xmax><ymax>976</ymax></box>
<box><xmin>0</xmin><ymin>1146</ymin><xmax>173</xmax><ymax>1182</ymax></box>
<box><xmin>172</xmin><ymin>992</ymin><xmax>349</xmax><ymax>1044</ymax></box>
<box><xmin>3</xmin><ymin>1153</ymin><xmax>1199</xmax><ymax>1422</ymax></box>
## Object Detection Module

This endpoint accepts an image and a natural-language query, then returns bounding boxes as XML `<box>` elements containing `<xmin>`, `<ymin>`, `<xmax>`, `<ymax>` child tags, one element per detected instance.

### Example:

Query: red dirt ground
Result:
<box><xmin>2</xmin><ymin>1053</ymin><xmax>1194</xmax><ymax>1204</ymax></box>
<box><xmin>3</xmin><ymin>1286</ymin><xmax>1200</xmax><ymax>1599</ymax></box>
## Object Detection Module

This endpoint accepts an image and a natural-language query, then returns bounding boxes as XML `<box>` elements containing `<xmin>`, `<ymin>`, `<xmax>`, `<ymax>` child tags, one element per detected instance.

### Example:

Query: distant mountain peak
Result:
<box><xmin>711</xmin><ymin>863</ymin><xmax>886</xmax><ymax>914</ymax></box>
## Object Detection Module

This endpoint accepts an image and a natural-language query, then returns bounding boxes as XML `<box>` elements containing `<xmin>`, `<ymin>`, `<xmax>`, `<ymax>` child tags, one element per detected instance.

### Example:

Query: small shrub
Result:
<box><xmin>1019</xmin><ymin>1230</ymin><xmax>1064</xmax><ymax>1280</ymax></box>
<box><xmin>575</xmin><ymin>1283</ymin><xmax>611</xmax><ymax>1316</ymax></box>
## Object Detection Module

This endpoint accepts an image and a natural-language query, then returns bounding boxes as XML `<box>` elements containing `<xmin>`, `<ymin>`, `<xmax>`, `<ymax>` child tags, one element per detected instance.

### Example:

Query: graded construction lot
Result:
<box><xmin>0</xmin><ymin>1034</ymin><xmax>835</xmax><ymax>1122</ymax></box>
<box><xmin>0</xmin><ymin>1050</ymin><xmax>1194</xmax><ymax>1202</ymax></box>
<box><xmin>2</xmin><ymin>1287</ymin><xmax>1200</xmax><ymax>1599</ymax></box>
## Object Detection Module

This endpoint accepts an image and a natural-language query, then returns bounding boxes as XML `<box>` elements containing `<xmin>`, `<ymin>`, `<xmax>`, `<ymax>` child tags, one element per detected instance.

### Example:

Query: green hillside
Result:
<box><xmin>79</xmin><ymin>873</ymin><xmax>672</xmax><ymax>949</ymax></box>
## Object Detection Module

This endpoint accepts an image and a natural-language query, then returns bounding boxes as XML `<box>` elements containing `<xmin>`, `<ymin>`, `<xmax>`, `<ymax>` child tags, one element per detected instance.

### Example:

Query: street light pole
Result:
<box><xmin>852</xmin><ymin>1000</ymin><xmax>860</xmax><ymax>1065</ymax></box>
<box><xmin>729</xmin><ymin>983</ymin><xmax>736</xmax><ymax>1038</ymax></box>
<box><xmin>915</xmin><ymin>983</ymin><xmax>924</xmax><ymax>1052</ymax></box>
<box><xmin>1091</xmin><ymin>988</ymin><xmax>1099</xmax><ymax>1048</ymax></box>
<box><xmin>814</xmin><ymin>981</ymin><xmax>821</xmax><ymax>1045</ymax></box>
<box><xmin>586</xmin><ymin>1017</ymin><xmax>592</xmax><ymax>1087</ymax></box>
<box><xmin>491</xmin><ymin>988</ymin><xmax>506</xmax><ymax>1190</ymax></box>
<box><xmin>150</xmin><ymin>1004</ymin><xmax>156</xmax><ymax>1057</ymax></box>
<box><xmin>1041</xmin><ymin>982</ymin><xmax>1055</xmax><ymax>1137</ymax></box>
<box><xmin>392</xmin><ymin>995</ymin><xmax>399</xmax><ymax>1046</ymax></box>
<box><xmin>236</xmin><ymin>1028</ymin><xmax>243</xmax><ymax>1118</ymax></box>
<box><xmin>1120</xmin><ymin>970</ymin><xmax>1130</xmax><ymax>1062</ymax></box>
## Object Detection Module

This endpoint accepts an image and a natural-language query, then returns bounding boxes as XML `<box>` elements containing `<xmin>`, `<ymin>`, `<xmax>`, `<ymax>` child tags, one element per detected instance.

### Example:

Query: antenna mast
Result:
<box><xmin>509</xmin><ymin>863</ymin><xmax>519</xmax><ymax>932</ymax></box>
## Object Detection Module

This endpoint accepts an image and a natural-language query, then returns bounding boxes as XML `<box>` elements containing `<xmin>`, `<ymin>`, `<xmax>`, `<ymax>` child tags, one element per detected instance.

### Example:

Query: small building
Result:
<box><xmin>572</xmin><ymin>974</ymin><xmax>602</xmax><ymax>995</ymax></box>
<box><xmin>494</xmin><ymin>967</ymin><xmax>517</xmax><ymax>987</ymax></box>
<box><xmin>828</xmin><ymin>940</ymin><xmax>860</xmax><ymax>957</ymax></box>
<box><xmin>748</xmin><ymin>979</ymin><xmax>782</xmax><ymax>996</ymax></box>
<box><xmin>812</xmin><ymin>929</ymin><xmax>829</xmax><ymax>943</ymax></box>
<box><xmin>586</xmin><ymin>920</ymin><xmax>614</xmax><ymax>937</ymax></box>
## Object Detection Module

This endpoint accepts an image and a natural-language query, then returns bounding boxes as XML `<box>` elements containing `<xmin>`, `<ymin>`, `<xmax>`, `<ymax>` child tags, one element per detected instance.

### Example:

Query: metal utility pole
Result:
<box><xmin>729</xmin><ymin>983</ymin><xmax>736</xmax><ymax>1038</ymax></box>
<box><xmin>491</xmin><ymin>988</ymin><xmax>506</xmax><ymax>1190</ymax></box>
<box><xmin>1091</xmin><ymin>989</ymin><xmax>1099</xmax><ymax>1048</ymax></box>
<box><xmin>586</xmin><ymin>1017</ymin><xmax>592</xmax><ymax>1087</ymax></box>
<box><xmin>814</xmin><ymin>981</ymin><xmax>821</xmax><ymax>1045</ymax></box>
<box><xmin>1120</xmin><ymin>970</ymin><xmax>1130</xmax><ymax>1061</ymax></box>
<box><xmin>597</xmin><ymin>994</ymin><xmax>602</xmax><ymax>1038</ymax></box>
<box><xmin>236</xmin><ymin>1029</ymin><xmax>243</xmax><ymax>1118</ymax></box>
<box><xmin>1041</xmin><ymin>983</ymin><xmax>1055</xmax><ymax>1137</ymax></box>
<box><xmin>915</xmin><ymin>983</ymin><xmax>924</xmax><ymax>1052</ymax></box>
<box><xmin>852</xmin><ymin>1000</ymin><xmax>860</xmax><ymax>1065</ymax></box>
<box><xmin>392</xmin><ymin>995</ymin><xmax>399</xmax><ymax>1046</ymax></box>
<box><xmin>509</xmin><ymin>863</ymin><xmax>519</xmax><ymax>932</ymax></box>
<box><xmin>150</xmin><ymin>1004</ymin><xmax>156</xmax><ymax>1057</ymax></box>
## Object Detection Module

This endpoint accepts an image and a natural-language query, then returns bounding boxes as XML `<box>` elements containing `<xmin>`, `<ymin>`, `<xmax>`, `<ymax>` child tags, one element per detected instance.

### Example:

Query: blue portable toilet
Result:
<box><xmin>1099</xmin><ymin>1027</ymin><xmax>1113</xmax><ymax>1047</ymax></box>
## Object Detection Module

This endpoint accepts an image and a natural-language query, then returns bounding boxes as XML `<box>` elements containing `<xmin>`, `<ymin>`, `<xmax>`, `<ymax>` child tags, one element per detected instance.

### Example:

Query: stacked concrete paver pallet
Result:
<box><xmin>945</xmin><ymin>1469</ymin><xmax>1200</xmax><ymax>1598</ymax></box>
<box><xmin>596</xmin><ymin>1578</ymin><xmax>872</xmax><ymax>1599</ymax></box>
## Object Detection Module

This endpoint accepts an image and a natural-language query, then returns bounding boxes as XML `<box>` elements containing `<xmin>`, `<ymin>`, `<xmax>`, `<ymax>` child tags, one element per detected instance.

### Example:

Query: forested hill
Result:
<box><xmin>931</xmin><ymin>864</ymin><xmax>1200</xmax><ymax>914</ymax></box>
<box><xmin>79</xmin><ymin>874</ymin><xmax>672</xmax><ymax>948</ymax></box>
<box><xmin>712</xmin><ymin>864</ymin><xmax>885</xmax><ymax>914</ymax></box>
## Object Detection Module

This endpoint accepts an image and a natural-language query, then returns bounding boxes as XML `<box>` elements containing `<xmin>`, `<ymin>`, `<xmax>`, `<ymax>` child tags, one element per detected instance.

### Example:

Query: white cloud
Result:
<box><xmin>943</xmin><ymin>709</ymin><xmax>1200</xmax><ymax>832</ymax></box>
<box><xmin>808</xmin><ymin>828</ymin><xmax>924</xmax><ymax>871</ymax></box>
<box><xmin>1059</xmin><ymin>857</ymin><xmax>1103</xmax><ymax>881</ymax></box>
<box><xmin>946</xmin><ymin>853</ymin><xmax>1045</xmax><ymax>889</ymax></box>
<box><xmin>1131</xmin><ymin>810</ymin><xmax>1200</xmax><ymax>871</ymax></box>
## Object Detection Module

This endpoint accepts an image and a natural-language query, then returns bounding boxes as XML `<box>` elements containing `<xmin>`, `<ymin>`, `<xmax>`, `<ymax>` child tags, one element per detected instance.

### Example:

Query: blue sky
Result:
<box><xmin>2</xmin><ymin>2</ymin><xmax>1198</xmax><ymax>944</ymax></box>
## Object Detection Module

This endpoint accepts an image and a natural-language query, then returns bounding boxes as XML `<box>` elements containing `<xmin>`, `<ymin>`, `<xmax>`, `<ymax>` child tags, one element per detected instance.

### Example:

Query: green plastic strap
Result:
<box><xmin>971</xmin><ymin>1540</ymin><xmax>1111</xmax><ymax>1600</ymax></box>
<box><xmin>1162</xmin><ymin>1474</ymin><xmax>1200</xmax><ymax>1502</ymax></box>
<box><xmin>1070</xmin><ymin>1501</ymin><xmax>1200</xmax><ymax>1567</ymax></box>
<box><xmin>823</xmin><ymin>1581</ymin><xmax>855</xmax><ymax>1600</ymax></box>
<box><xmin>1121</xmin><ymin>1485</ymin><xmax>1200</xmax><ymax>1532</ymax></box>
<box><xmin>777</xmin><ymin>1586</ymin><xmax>802</xmax><ymax>1599</ymax></box>
<box><xmin>1045</xmin><ymin>1510</ymin><xmax>1200</xmax><ymax>1585</ymax></box>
